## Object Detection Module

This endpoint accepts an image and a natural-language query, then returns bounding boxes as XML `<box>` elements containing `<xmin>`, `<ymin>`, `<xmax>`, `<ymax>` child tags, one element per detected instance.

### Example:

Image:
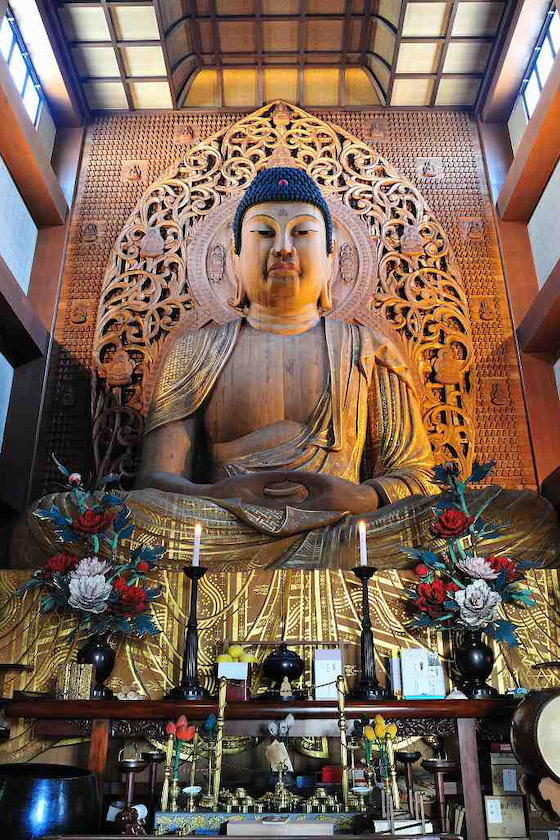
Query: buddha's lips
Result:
<box><xmin>268</xmin><ymin>262</ymin><xmax>298</xmax><ymax>273</ymax></box>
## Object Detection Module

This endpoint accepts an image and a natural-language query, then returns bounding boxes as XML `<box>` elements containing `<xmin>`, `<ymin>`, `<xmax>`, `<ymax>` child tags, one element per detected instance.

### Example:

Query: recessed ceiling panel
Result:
<box><xmin>436</xmin><ymin>76</ymin><xmax>480</xmax><ymax>105</ymax></box>
<box><xmin>59</xmin><ymin>6</ymin><xmax>110</xmax><ymax>42</ymax></box>
<box><xmin>186</xmin><ymin>68</ymin><xmax>220</xmax><ymax>106</ymax></box>
<box><xmin>216</xmin><ymin>0</ymin><xmax>254</xmax><ymax>13</ymax></box>
<box><xmin>307</xmin><ymin>20</ymin><xmax>343</xmax><ymax>51</ymax></box>
<box><xmin>308</xmin><ymin>0</ymin><xmax>345</xmax><ymax>11</ymax></box>
<box><xmin>72</xmin><ymin>46</ymin><xmax>119</xmax><ymax>78</ymax></box>
<box><xmin>396</xmin><ymin>42</ymin><xmax>441</xmax><ymax>74</ymax></box>
<box><xmin>112</xmin><ymin>6</ymin><xmax>160</xmax><ymax>41</ymax></box>
<box><xmin>345</xmin><ymin>67</ymin><xmax>381</xmax><ymax>105</ymax></box>
<box><xmin>130</xmin><ymin>81</ymin><xmax>173</xmax><ymax>108</ymax></box>
<box><xmin>391</xmin><ymin>77</ymin><xmax>434</xmax><ymax>105</ymax></box>
<box><xmin>402</xmin><ymin>3</ymin><xmax>449</xmax><ymax>37</ymax></box>
<box><xmin>263</xmin><ymin>68</ymin><xmax>298</xmax><ymax>102</ymax></box>
<box><xmin>452</xmin><ymin>2</ymin><xmax>504</xmax><ymax>37</ymax></box>
<box><xmin>378</xmin><ymin>0</ymin><xmax>402</xmax><ymax>28</ymax></box>
<box><xmin>223</xmin><ymin>68</ymin><xmax>258</xmax><ymax>106</ymax></box>
<box><xmin>443</xmin><ymin>40</ymin><xmax>492</xmax><ymax>74</ymax></box>
<box><xmin>261</xmin><ymin>0</ymin><xmax>300</xmax><ymax>13</ymax></box>
<box><xmin>371</xmin><ymin>21</ymin><xmax>396</xmax><ymax>65</ymax></box>
<box><xmin>121</xmin><ymin>46</ymin><xmax>167</xmax><ymax>78</ymax></box>
<box><xmin>219</xmin><ymin>21</ymin><xmax>256</xmax><ymax>52</ymax></box>
<box><xmin>83</xmin><ymin>81</ymin><xmax>128</xmax><ymax>110</ymax></box>
<box><xmin>304</xmin><ymin>68</ymin><xmax>340</xmax><ymax>106</ymax></box>
<box><xmin>262</xmin><ymin>20</ymin><xmax>299</xmax><ymax>52</ymax></box>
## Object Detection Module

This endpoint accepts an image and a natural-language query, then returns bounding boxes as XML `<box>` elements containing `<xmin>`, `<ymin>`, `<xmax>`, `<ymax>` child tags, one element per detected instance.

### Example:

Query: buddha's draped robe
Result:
<box><xmin>15</xmin><ymin>317</ymin><xmax>560</xmax><ymax>571</ymax></box>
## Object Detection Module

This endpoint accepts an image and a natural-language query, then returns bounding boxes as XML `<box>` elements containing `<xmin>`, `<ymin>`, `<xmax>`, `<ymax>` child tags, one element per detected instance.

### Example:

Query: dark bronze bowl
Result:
<box><xmin>0</xmin><ymin>763</ymin><xmax>99</xmax><ymax>838</ymax></box>
<box><xmin>262</xmin><ymin>643</ymin><xmax>304</xmax><ymax>685</ymax></box>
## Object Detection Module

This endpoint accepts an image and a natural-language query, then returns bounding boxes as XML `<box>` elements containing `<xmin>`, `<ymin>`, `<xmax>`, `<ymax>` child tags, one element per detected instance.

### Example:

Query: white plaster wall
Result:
<box><xmin>528</xmin><ymin>155</ymin><xmax>560</xmax><ymax>288</ymax></box>
<box><xmin>0</xmin><ymin>154</ymin><xmax>38</xmax><ymax>293</ymax></box>
<box><xmin>507</xmin><ymin>95</ymin><xmax>528</xmax><ymax>156</ymax></box>
<box><xmin>0</xmin><ymin>353</ymin><xmax>14</xmax><ymax>451</ymax></box>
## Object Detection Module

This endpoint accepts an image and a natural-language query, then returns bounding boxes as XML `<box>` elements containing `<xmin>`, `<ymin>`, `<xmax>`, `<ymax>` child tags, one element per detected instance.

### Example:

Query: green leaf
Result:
<box><xmin>486</xmin><ymin>619</ymin><xmax>518</xmax><ymax>647</ymax></box>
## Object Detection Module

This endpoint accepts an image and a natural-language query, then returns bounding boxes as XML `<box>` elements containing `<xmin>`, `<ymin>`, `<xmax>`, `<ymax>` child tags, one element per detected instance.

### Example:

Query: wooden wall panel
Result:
<box><xmin>34</xmin><ymin>110</ymin><xmax>536</xmax><ymax>494</ymax></box>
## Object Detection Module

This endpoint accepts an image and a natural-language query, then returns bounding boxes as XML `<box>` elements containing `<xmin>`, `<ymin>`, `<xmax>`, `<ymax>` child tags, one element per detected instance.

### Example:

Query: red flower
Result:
<box><xmin>137</xmin><ymin>561</ymin><xmax>149</xmax><ymax>574</ymax></box>
<box><xmin>72</xmin><ymin>509</ymin><xmax>116</xmax><ymax>535</ymax></box>
<box><xmin>41</xmin><ymin>553</ymin><xmax>79</xmax><ymax>576</ymax></box>
<box><xmin>110</xmin><ymin>583</ymin><xmax>148</xmax><ymax>616</ymax></box>
<box><xmin>446</xmin><ymin>582</ymin><xmax>460</xmax><ymax>593</ymax></box>
<box><xmin>487</xmin><ymin>554</ymin><xmax>522</xmax><ymax>582</ymax></box>
<box><xmin>176</xmin><ymin>724</ymin><xmax>196</xmax><ymax>741</ymax></box>
<box><xmin>415</xmin><ymin>579</ymin><xmax>448</xmax><ymax>619</ymax></box>
<box><xmin>176</xmin><ymin>715</ymin><xmax>188</xmax><ymax>727</ymax></box>
<box><xmin>430</xmin><ymin>509</ymin><xmax>474</xmax><ymax>539</ymax></box>
<box><xmin>113</xmin><ymin>577</ymin><xmax>127</xmax><ymax>593</ymax></box>
<box><xmin>165</xmin><ymin>721</ymin><xmax>177</xmax><ymax>735</ymax></box>
<box><xmin>415</xmin><ymin>564</ymin><xmax>430</xmax><ymax>578</ymax></box>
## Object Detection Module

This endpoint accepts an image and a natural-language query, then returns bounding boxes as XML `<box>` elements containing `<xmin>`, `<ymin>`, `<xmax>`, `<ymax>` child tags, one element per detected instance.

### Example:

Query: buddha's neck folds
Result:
<box><xmin>246</xmin><ymin>302</ymin><xmax>321</xmax><ymax>335</ymax></box>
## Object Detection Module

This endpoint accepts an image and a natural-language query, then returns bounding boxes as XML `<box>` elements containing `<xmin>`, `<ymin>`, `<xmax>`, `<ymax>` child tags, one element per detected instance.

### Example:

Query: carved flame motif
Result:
<box><xmin>93</xmin><ymin>101</ymin><xmax>474</xmax><ymax>481</ymax></box>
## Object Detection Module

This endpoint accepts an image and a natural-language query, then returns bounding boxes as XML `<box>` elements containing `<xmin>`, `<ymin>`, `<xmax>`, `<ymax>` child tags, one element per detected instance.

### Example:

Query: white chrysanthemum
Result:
<box><xmin>453</xmin><ymin>579</ymin><xmax>501</xmax><ymax>628</ymax></box>
<box><xmin>71</xmin><ymin>556</ymin><xmax>112</xmax><ymax>578</ymax></box>
<box><xmin>68</xmin><ymin>575</ymin><xmax>112</xmax><ymax>613</ymax></box>
<box><xmin>455</xmin><ymin>554</ymin><xmax>498</xmax><ymax>580</ymax></box>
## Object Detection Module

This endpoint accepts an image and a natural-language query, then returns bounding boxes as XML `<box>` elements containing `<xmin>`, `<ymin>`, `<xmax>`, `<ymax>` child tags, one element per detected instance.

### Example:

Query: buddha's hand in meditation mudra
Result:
<box><xmin>136</xmin><ymin>470</ymin><xmax>379</xmax><ymax>514</ymax></box>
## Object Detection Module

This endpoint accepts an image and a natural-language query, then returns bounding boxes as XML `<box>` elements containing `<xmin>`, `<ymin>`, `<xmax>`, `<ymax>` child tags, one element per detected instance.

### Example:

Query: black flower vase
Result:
<box><xmin>77</xmin><ymin>634</ymin><xmax>116</xmax><ymax>699</ymax></box>
<box><xmin>454</xmin><ymin>629</ymin><xmax>498</xmax><ymax>699</ymax></box>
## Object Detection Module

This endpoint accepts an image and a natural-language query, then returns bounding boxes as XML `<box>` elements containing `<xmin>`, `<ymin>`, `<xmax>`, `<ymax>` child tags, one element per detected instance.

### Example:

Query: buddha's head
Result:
<box><xmin>232</xmin><ymin>167</ymin><xmax>335</xmax><ymax>326</ymax></box>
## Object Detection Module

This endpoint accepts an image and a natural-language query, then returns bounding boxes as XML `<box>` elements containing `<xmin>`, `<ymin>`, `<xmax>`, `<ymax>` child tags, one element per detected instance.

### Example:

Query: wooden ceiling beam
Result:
<box><xmin>497</xmin><ymin>51</ymin><xmax>560</xmax><ymax>221</ymax></box>
<box><xmin>0</xmin><ymin>54</ymin><xmax>67</xmax><ymax>226</ymax></box>
<box><xmin>99</xmin><ymin>0</ymin><xmax>133</xmax><ymax>109</ymax></box>
<box><xmin>153</xmin><ymin>0</ymin><xmax>177</xmax><ymax>108</ymax></box>
<box><xmin>429</xmin><ymin>0</ymin><xmax>460</xmax><ymax>107</ymax></box>
<box><xmin>386</xmin><ymin>0</ymin><xmax>407</xmax><ymax>106</ymax></box>
<box><xmin>518</xmin><ymin>254</ymin><xmax>560</xmax><ymax>360</ymax></box>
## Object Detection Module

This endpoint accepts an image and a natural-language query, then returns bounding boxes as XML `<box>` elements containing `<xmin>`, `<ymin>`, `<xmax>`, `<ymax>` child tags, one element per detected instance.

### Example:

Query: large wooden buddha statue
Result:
<box><xmin>16</xmin><ymin>164</ymin><xmax>560</xmax><ymax>572</ymax></box>
<box><xmin>118</xmin><ymin>166</ymin><xmax>556</xmax><ymax>572</ymax></box>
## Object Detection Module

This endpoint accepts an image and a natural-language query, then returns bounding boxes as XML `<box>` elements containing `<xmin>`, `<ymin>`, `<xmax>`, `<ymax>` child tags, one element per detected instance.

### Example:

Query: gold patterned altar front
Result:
<box><xmin>1</xmin><ymin>565</ymin><xmax>560</xmax><ymax>763</ymax></box>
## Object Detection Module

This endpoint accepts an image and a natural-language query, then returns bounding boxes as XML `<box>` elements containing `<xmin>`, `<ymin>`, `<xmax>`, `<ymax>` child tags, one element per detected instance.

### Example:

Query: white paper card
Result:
<box><xmin>548</xmin><ymin>832</ymin><xmax>559</xmax><ymax>840</ymax></box>
<box><xmin>265</xmin><ymin>739</ymin><xmax>294</xmax><ymax>772</ymax></box>
<box><xmin>486</xmin><ymin>799</ymin><xmax>503</xmax><ymax>824</ymax></box>
<box><xmin>314</xmin><ymin>648</ymin><xmax>342</xmax><ymax>700</ymax></box>
<box><xmin>217</xmin><ymin>662</ymin><xmax>248</xmax><ymax>680</ymax></box>
<box><xmin>502</xmin><ymin>768</ymin><xmax>517</xmax><ymax>792</ymax></box>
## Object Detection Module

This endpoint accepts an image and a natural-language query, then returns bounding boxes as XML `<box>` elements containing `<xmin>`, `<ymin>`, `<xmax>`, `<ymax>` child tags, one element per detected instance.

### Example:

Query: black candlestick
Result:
<box><xmin>166</xmin><ymin>566</ymin><xmax>209</xmax><ymax>700</ymax></box>
<box><xmin>351</xmin><ymin>566</ymin><xmax>388</xmax><ymax>699</ymax></box>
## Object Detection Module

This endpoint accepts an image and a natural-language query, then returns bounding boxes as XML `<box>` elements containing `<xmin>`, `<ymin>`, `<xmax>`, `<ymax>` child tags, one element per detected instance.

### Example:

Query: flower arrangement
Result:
<box><xmin>15</xmin><ymin>456</ymin><xmax>163</xmax><ymax>639</ymax></box>
<box><xmin>165</xmin><ymin>716</ymin><xmax>197</xmax><ymax>781</ymax></box>
<box><xmin>353</xmin><ymin>713</ymin><xmax>397</xmax><ymax>783</ymax></box>
<box><xmin>405</xmin><ymin>460</ymin><xmax>536</xmax><ymax>646</ymax></box>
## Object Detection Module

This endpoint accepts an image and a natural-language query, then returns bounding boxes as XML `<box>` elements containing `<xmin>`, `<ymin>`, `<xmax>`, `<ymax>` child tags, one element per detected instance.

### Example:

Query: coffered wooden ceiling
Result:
<box><xmin>50</xmin><ymin>0</ymin><xmax>511</xmax><ymax>111</ymax></box>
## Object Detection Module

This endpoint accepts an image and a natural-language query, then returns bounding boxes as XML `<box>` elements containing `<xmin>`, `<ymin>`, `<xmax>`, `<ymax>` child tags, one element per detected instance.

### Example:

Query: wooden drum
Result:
<box><xmin>511</xmin><ymin>688</ymin><xmax>560</xmax><ymax>781</ymax></box>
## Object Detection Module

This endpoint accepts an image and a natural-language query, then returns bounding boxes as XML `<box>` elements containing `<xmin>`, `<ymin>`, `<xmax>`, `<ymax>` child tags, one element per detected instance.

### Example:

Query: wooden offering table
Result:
<box><xmin>1</xmin><ymin>697</ymin><xmax>518</xmax><ymax>840</ymax></box>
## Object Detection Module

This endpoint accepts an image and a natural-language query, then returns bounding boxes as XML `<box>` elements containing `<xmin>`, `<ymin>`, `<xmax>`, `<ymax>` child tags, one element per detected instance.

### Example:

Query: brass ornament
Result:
<box><xmin>93</xmin><ymin>100</ymin><xmax>475</xmax><ymax>480</ymax></box>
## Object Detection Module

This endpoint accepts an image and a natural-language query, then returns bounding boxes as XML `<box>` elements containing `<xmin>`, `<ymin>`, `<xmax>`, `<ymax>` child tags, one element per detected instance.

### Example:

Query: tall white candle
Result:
<box><xmin>192</xmin><ymin>523</ymin><xmax>202</xmax><ymax>566</ymax></box>
<box><xmin>358</xmin><ymin>520</ymin><xmax>367</xmax><ymax>566</ymax></box>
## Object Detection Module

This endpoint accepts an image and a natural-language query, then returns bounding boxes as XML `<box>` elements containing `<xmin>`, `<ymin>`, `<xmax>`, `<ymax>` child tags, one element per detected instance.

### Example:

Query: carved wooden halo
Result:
<box><xmin>186</xmin><ymin>193</ymin><xmax>378</xmax><ymax>326</ymax></box>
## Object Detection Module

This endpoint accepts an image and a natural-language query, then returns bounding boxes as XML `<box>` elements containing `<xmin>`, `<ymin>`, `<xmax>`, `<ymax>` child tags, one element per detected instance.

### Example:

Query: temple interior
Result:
<box><xmin>2</xmin><ymin>1</ymin><xmax>560</xmax><ymax>838</ymax></box>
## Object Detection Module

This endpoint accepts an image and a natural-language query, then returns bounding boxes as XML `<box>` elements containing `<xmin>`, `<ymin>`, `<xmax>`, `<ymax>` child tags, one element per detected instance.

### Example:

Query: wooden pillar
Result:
<box><xmin>88</xmin><ymin>718</ymin><xmax>110</xmax><ymax>800</ymax></box>
<box><xmin>457</xmin><ymin>717</ymin><xmax>486</xmax><ymax>840</ymax></box>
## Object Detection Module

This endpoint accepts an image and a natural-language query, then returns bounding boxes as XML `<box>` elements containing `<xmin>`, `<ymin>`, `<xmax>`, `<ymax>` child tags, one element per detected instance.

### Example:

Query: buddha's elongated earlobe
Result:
<box><xmin>230</xmin><ymin>242</ymin><xmax>247</xmax><ymax>310</ymax></box>
<box><xmin>319</xmin><ymin>238</ymin><xmax>335</xmax><ymax>313</ymax></box>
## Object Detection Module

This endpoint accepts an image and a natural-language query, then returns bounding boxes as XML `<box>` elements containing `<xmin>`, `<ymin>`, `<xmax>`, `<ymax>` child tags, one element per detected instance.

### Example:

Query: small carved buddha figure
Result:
<box><xmin>19</xmin><ymin>168</ymin><xmax>560</xmax><ymax>571</ymax></box>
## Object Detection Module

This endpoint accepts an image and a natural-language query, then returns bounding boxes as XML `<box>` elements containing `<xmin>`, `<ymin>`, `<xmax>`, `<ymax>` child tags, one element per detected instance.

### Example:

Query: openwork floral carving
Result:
<box><xmin>93</xmin><ymin>101</ymin><xmax>474</xmax><ymax>482</ymax></box>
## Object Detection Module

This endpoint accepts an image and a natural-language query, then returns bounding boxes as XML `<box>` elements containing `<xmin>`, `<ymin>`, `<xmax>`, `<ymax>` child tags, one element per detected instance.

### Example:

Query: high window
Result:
<box><xmin>521</xmin><ymin>4</ymin><xmax>560</xmax><ymax>119</ymax></box>
<box><xmin>0</xmin><ymin>5</ymin><xmax>42</xmax><ymax>125</ymax></box>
